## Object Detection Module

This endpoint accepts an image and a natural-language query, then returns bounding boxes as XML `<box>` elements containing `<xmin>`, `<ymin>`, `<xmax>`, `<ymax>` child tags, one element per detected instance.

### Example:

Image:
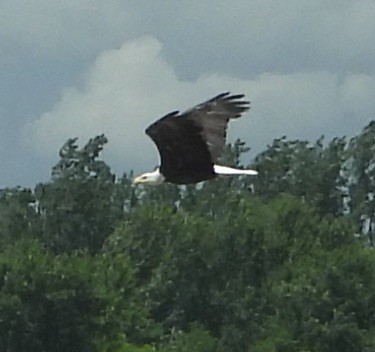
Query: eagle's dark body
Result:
<box><xmin>145</xmin><ymin>92</ymin><xmax>250</xmax><ymax>184</ymax></box>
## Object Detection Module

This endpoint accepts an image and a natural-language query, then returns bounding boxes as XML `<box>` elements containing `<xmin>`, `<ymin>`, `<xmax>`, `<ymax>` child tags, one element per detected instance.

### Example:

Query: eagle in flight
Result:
<box><xmin>133</xmin><ymin>92</ymin><xmax>258</xmax><ymax>185</ymax></box>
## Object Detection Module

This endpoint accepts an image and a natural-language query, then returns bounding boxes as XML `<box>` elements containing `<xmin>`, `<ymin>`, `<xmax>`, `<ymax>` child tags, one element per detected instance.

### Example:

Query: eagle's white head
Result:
<box><xmin>133</xmin><ymin>168</ymin><xmax>165</xmax><ymax>186</ymax></box>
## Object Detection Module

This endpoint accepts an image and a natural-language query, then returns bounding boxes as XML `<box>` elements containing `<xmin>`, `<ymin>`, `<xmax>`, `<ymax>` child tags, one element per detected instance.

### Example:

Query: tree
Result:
<box><xmin>159</xmin><ymin>324</ymin><xmax>217</xmax><ymax>352</ymax></box>
<box><xmin>34</xmin><ymin>135</ymin><xmax>126</xmax><ymax>253</ymax></box>
<box><xmin>1</xmin><ymin>123</ymin><xmax>374</xmax><ymax>351</ymax></box>
<box><xmin>344</xmin><ymin>121</ymin><xmax>375</xmax><ymax>246</ymax></box>
<box><xmin>0</xmin><ymin>240</ymin><xmax>101</xmax><ymax>352</ymax></box>
<box><xmin>0</xmin><ymin>239</ymin><xmax>157</xmax><ymax>352</ymax></box>
<box><xmin>0</xmin><ymin>188</ymin><xmax>39</xmax><ymax>244</ymax></box>
<box><xmin>253</xmin><ymin>136</ymin><xmax>347</xmax><ymax>216</ymax></box>
<box><xmin>261</xmin><ymin>245</ymin><xmax>375</xmax><ymax>351</ymax></box>
<box><xmin>107</xmin><ymin>188</ymin><xmax>360</xmax><ymax>351</ymax></box>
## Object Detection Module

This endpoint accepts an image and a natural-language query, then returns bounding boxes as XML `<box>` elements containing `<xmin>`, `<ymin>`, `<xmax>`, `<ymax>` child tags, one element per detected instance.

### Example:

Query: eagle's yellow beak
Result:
<box><xmin>132</xmin><ymin>175</ymin><xmax>145</xmax><ymax>185</ymax></box>
<box><xmin>132</xmin><ymin>170</ymin><xmax>164</xmax><ymax>186</ymax></box>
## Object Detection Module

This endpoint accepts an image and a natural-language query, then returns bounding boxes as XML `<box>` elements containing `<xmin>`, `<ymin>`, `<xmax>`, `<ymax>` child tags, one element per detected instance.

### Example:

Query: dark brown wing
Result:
<box><xmin>145</xmin><ymin>112</ymin><xmax>215</xmax><ymax>184</ymax></box>
<box><xmin>181</xmin><ymin>92</ymin><xmax>250</xmax><ymax>161</ymax></box>
<box><xmin>145</xmin><ymin>93</ymin><xmax>249</xmax><ymax>184</ymax></box>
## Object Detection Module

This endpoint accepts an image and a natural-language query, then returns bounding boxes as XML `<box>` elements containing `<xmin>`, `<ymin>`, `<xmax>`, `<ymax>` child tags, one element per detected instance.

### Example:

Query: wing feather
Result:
<box><xmin>145</xmin><ymin>92</ymin><xmax>250</xmax><ymax>183</ymax></box>
<box><xmin>181</xmin><ymin>92</ymin><xmax>250</xmax><ymax>160</ymax></box>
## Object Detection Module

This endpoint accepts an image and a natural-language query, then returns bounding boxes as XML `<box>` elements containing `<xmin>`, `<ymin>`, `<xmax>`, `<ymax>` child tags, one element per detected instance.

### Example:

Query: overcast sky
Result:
<box><xmin>1</xmin><ymin>0</ymin><xmax>375</xmax><ymax>187</ymax></box>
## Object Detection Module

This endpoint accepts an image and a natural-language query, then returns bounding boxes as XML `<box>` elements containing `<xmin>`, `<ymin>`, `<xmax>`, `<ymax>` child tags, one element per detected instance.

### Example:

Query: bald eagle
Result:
<box><xmin>133</xmin><ymin>92</ymin><xmax>258</xmax><ymax>185</ymax></box>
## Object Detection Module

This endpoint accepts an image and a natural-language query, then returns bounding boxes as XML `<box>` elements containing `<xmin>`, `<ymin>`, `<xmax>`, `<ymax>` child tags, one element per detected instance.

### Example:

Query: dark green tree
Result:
<box><xmin>0</xmin><ymin>239</ymin><xmax>156</xmax><ymax>352</ymax></box>
<box><xmin>260</xmin><ymin>245</ymin><xmax>375</xmax><ymax>351</ymax></box>
<box><xmin>344</xmin><ymin>121</ymin><xmax>375</xmax><ymax>246</ymax></box>
<box><xmin>0</xmin><ymin>240</ymin><xmax>101</xmax><ymax>352</ymax></box>
<box><xmin>34</xmin><ymin>135</ymin><xmax>127</xmax><ymax>253</ymax></box>
<box><xmin>253</xmin><ymin>136</ymin><xmax>347</xmax><ymax>216</ymax></box>
<box><xmin>0</xmin><ymin>187</ymin><xmax>39</xmax><ymax>244</ymax></box>
<box><xmin>107</xmin><ymin>189</ymin><xmax>361</xmax><ymax>351</ymax></box>
<box><xmin>1</xmin><ymin>123</ymin><xmax>374</xmax><ymax>351</ymax></box>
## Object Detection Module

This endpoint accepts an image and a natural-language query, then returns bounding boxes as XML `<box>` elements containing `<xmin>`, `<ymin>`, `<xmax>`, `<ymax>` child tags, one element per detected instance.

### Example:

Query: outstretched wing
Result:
<box><xmin>181</xmin><ymin>92</ymin><xmax>250</xmax><ymax>161</ymax></box>
<box><xmin>145</xmin><ymin>111</ymin><xmax>214</xmax><ymax>183</ymax></box>
<box><xmin>145</xmin><ymin>93</ymin><xmax>250</xmax><ymax>183</ymax></box>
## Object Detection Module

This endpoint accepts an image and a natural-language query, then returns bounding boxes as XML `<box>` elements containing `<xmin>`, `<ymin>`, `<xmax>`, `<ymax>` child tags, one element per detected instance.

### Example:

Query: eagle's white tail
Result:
<box><xmin>214</xmin><ymin>164</ymin><xmax>258</xmax><ymax>176</ymax></box>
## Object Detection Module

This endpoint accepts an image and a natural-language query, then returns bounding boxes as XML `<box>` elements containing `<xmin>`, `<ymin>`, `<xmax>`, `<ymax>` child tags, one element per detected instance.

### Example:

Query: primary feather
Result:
<box><xmin>134</xmin><ymin>92</ymin><xmax>256</xmax><ymax>185</ymax></box>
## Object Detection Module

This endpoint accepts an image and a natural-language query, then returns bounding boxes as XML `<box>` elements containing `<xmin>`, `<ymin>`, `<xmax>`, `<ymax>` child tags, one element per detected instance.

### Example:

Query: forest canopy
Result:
<box><xmin>0</xmin><ymin>121</ymin><xmax>374</xmax><ymax>351</ymax></box>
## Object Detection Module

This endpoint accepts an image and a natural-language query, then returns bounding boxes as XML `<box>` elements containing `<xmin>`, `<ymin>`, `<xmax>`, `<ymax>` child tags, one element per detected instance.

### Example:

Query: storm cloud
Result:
<box><xmin>1</xmin><ymin>1</ymin><xmax>375</xmax><ymax>186</ymax></box>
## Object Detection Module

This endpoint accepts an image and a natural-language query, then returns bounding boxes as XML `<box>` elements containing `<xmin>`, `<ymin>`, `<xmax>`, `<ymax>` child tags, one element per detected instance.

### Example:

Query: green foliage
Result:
<box><xmin>253</xmin><ymin>136</ymin><xmax>347</xmax><ymax>216</ymax></box>
<box><xmin>0</xmin><ymin>240</ymin><xmax>101</xmax><ymax>351</ymax></box>
<box><xmin>0</xmin><ymin>188</ymin><xmax>39</xmax><ymax>243</ymax></box>
<box><xmin>93</xmin><ymin>252</ymin><xmax>160</xmax><ymax>346</ymax></box>
<box><xmin>0</xmin><ymin>239</ymin><xmax>155</xmax><ymax>352</ymax></box>
<box><xmin>34</xmin><ymin>135</ymin><xmax>130</xmax><ymax>253</ymax></box>
<box><xmin>262</xmin><ymin>246</ymin><xmax>375</xmax><ymax>351</ymax></box>
<box><xmin>159</xmin><ymin>324</ymin><xmax>217</xmax><ymax>352</ymax></box>
<box><xmin>104</xmin><ymin>343</ymin><xmax>156</xmax><ymax>352</ymax></box>
<box><xmin>345</xmin><ymin>121</ymin><xmax>375</xmax><ymax>245</ymax></box>
<box><xmin>108</xmin><ymin>192</ymin><xmax>360</xmax><ymax>351</ymax></box>
<box><xmin>0</xmin><ymin>123</ymin><xmax>375</xmax><ymax>351</ymax></box>
<box><xmin>52</xmin><ymin>134</ymin><xmax>112</xmax><ymax>181</ymax></box>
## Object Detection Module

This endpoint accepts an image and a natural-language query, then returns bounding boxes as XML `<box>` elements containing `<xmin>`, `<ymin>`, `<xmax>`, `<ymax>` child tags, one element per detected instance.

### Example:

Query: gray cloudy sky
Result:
<box><xmin>1</xmin><ymin>0</ymin><xmax>375</xmax><ymax>187</ymax></box>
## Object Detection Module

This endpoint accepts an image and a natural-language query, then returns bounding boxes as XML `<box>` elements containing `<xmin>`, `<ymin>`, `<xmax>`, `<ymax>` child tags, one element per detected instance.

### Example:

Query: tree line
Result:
<box><xmin>0</xmin><ymin>121</ymin><xmax>374</xmax><ymax>351</ymax></box>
